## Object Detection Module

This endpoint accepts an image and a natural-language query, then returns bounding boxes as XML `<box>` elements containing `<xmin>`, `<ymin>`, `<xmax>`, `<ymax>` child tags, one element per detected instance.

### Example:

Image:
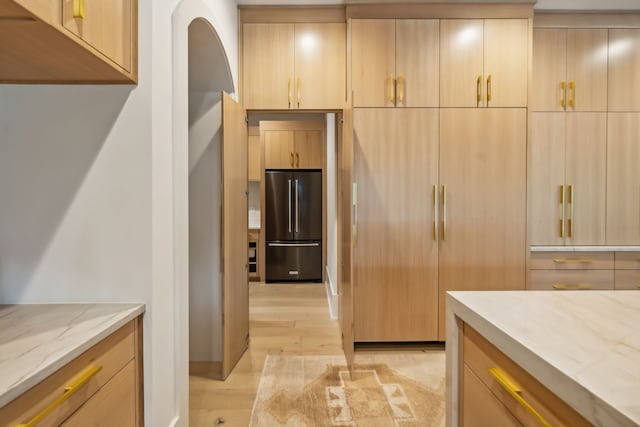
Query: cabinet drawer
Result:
<box><xmin>529</xmin><ymin>252</ymin><xmax>613</xmax><ymax>270</ymax></box>
<box><xmin>462</xmin><ymin>365</ymin><xmax>521</xmax><ymax>427</ymax></box>
<box><xmin>614</xmin><ymin>252</ymin><xmax>640</xmax><ymax>270</ymax></box>
<box><xmin>0</xmin><ymin>322</ymin><xmax>135</xmax><ymax>427</ymax></box>
<box><xmin>462</xmin><ymin>324</ymin><xmax>591</xmax><ymax>427</ymax></box>
<box><xmin>615</xmin><ymin>270</ymin><xmax>640</xmax><ymax>290</ymax></box>
<box><xmin>529</xmin><ymin>270</ymin><xmax>614</xmax><ymax>290</ymax></box>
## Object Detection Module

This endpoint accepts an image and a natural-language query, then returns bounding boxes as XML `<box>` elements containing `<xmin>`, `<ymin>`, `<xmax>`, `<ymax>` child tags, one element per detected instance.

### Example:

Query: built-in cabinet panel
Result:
<box><xmin>248</xmin><ymin>127</ymin><xmax>261</xmax><ymax>182</ymax></box>
<box><xmin>607</xmin><ymin>113</ymin><xmax>640</xmax><ymax>245</ymax></box>
<box><xmin>608</xmin><ymin>29</ymin><xmax>640</xmax><ymax>112</ymax></box>
<box><xmin>264</xmin><ymin>130</ymin><xmax>295</xmax><ymax>170</ymax></box>
<box><xmin>438</xmin><ymin>108</ymin><xmax>526</xmax><ymax>339</ymax></box>
<box><xmin>262</xmin><ymin>122</ymin><xmax>324</xmax><ymax>170</ymax></box>
<box><xmin>440</xmin><ymin>19</ymin><xmax>528</xmax><ymax>108</ymax></box>
<box><xmin>353</xmin><ymin>108</ymin><xmax>439</xmax><ymax>341</ymax></box>
<box><xmin>532</xmin><ymin>29</ymin><xmax>567</xmax><ymax>112</ymax></box>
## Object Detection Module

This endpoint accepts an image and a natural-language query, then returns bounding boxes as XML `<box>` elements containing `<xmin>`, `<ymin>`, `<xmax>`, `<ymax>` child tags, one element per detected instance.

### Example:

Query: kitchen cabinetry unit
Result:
<box><xmin>351</xmin><ymin>19</ymin><xmax>439</xmax><ymax>107</ymax></box>
<box><xmin>615</xmin><ymin>252</ymin><xmax>640</xmax><ymax>290</ymax></box>
<box><xmin>607</xmin><ymin>113</ymin><xmax>640</xmax><ymax>245</ymax></box>
<box><xmin>242</xmin><ymin>23</ymin><xmax>345</xmax><ymax>110</ymax></box>
<box><xmin>440</xmin><ymin>19</ymin><xmax>528</xmax><ymax>108</ymax></box>
<box><xmin>248</xmin><ymin>126</ymin><xmax>261</xmax><ymax>181</ymax></box>
<box><xmin>248</xmin><ymin>230</ymin><xmax>260</xmax><ymax>281</ymax></box>
<box><xmin>0</xmin><ymin>0</ymin><xmax>136</xmax><ymax>83</ymax></box>
<box><xmin>529</xmin><ymin>113</ymin><xmax>607</xmax><ymax>246</ymax></box>
<box><xmin>0</xmin><ymin>319</ymin><xmax>143</xmax><ymax>427</ymax></box>
<box><xmin>262</xmin><ymin>121</ymin><xmax>324</xmax><ymax>170</ymax></box>
<box><xmin>531</xmin><ymin>28</ymin><xmax>608</xmax><ymax>112</ymax></box>
<box><xmin>353</xmin><ymin>108</ymin><xmax>439</xmax><ymax>341</ymax></box>
<box><xmin>438</xmin><ymin>108</ymin><xmax>526</xmax><ymax>339</ymax></box>
<box><xmin>608</xmin><ymin>29</ymin><xmax>640</xmax><ymax>112</ymax></box>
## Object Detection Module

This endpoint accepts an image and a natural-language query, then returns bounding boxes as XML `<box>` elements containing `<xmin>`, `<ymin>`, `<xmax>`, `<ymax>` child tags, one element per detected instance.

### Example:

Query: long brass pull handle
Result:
<box><xmin>488</xmin><ymin>368</ymin><xmax>553</xmax><ymax>427</ymax></box>
<box><xmin>397</xmin><ymin>75</ymin><xmax>404</xmax><ymax>104</ymax></box>
<box><xmin>568</xmin><ymin>81</ymin><xmax>575</xmax><ymax>108</ymax></box>
<box><xmin>288</xmin><ymin>77</ymin><xmax>292</xmax><ymax>108</ymax></box>
<box><xmin>568</xmin><ymin>185</ymin><xmax>574</xmax><ymax>238</ymax></box>
<box><xmin>433</xmin><ymin>185</ymin><xmax>438</xmax><ymax>240</ymax></box>
<box><xmin>560</xmin><ymin>81</ymin><xmax>567</xmax><ymax>108</ymax></box>
<box><xmin>476</xmin><ymin>75</ymin><xmax>482</xmax><ymax>106</ymax></box>
<box><xmin>442</xmin><ymin>185</ymin><xmax>447</xmax><ymax>241</ymax></box>
<box><xmin>295</xmin><ymin>152</ymin><xmax>299</xmax><ymax>168</ymax></box>
<box><xmin>388</xmin><ymin>74</ymin><xmax>395</xmax><ymax>105</ymax></box>
<box><xmin>553</xmin><ymin>284</ymin><xmax>593</xmax><ymax>290</ymax></box>
<box><xmin>73</xmin><ymin>0</ymin><xmax>85</xmax><ymax>18</ymax></box>
<box><xmin>290</xmin><ymin>152</ymin><xmax>294</xmax><ymax>168</ymax></box>
<box><xmin>486</xmin><ymin>75</ymin><xmax>492</xmax><ymax>104</ymax></box>
<box><xmin>553</xmin><ymin>258</ymin><xmax>593</xmax><ymax>263</ymax></box>
<box><xmin>17</xmin><ymin>366</ymin><xmax>102</xmax><ymax>427</ymax></box>
<box><xmin>559</xmin><ymin>185</ymin><xmax>565</xmax><ymax>238</ymax></box>
<box><xmin>297</xmin><ymin>77</ymin><xmax>301</xmax><ymax>108</ymax></box>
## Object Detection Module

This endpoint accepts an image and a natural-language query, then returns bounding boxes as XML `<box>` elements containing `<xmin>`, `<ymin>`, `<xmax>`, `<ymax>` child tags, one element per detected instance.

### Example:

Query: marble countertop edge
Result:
<box><xmin>530</xmin><ymin>246</ymin><xmax>640</xmax><ymax>252</ymax></box>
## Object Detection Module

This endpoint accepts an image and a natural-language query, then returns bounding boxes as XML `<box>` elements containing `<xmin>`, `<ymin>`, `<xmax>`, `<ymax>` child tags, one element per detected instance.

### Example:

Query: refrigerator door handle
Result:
<box><xmin>268</xmin><ymin>242</ymin><xmax>320</xmax><ymax>247</ymax></box>
<box><xmin>288</xmin><ymin>179</ymin><xmax>292</xmax><ymax>233</ymax></box>
<box><xmin>295</xmin><ymin>179</ymin><xmax>299</xmax><ymax>234</ymax></box>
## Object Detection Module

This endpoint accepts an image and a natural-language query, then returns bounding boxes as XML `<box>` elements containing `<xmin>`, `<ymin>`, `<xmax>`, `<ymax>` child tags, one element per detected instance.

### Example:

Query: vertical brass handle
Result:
<box><xmin>73</xmin><ymin>0</ymin><xmax>85</xmax><ymax>18</ymax></box>
<box><xmin>476</xmin><ymin>75</ymin><xmax>482</xmax><ymax>107</ymax></box>
<box><xmin>295</xmin><ymin>152</ymin><xmax>300</xmax><ymax>168</ymax></box>
<box><xmin>388</xmin><ymin>74</ymin><xmax>395</xmax><ymax>105</ymax></box>
<box><xmin>397</xmin><ymin>75</ymin><xmax>404</xmax><ymax>104</ymax></box>
<box><xmin>568</xmin><ymin>81</ymin><xmax>575</xmax><ymax>108</ymax></box>
<box><xmin>288</xmin><ymin>77</ymin><xmax>292</xmax><ymax>108</ymax></box>
<box><xmin>560</xmin><ymin>81</ymin><xmax>567</xmax><ymax>108</ymax></box>
<box><xmin>486</xmin><ymin>75</ymin><xmax>492</xmax><ymax>104</ymax></box>
<box><xmin>433</xmin><ymin>185</ymin><xmax>438</xmax><ymax>241</ymax></box>
<box><xmin>568</xmin><ymin>185</ymin><xmax>574</xmax><ymax>238</ymax></box>
<box><xmin>290</xmin><ymin>152</ymin><xmax>294</xmax><ymax>168</ymax></box>
<box><xmin>297</xmin><ymin>77</ymin><xmax>301</xmax><ymax>108</ymax></box>
<box><xmin>559</xmin><ymin>185</ymin><xmax>565</xmax><ymax>238</ymax></box>
<box><xmin>442</xmin><ymin>185</ymin><xmax>447</xmax><ymax>241</ymax></box>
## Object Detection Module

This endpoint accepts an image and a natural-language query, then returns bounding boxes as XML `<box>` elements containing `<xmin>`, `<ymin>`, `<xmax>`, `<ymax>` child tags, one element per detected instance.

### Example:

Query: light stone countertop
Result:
<box><xmin>0</xmin><ymin>303</ymin><xmax>144</xmax><ymax>408</ymax></box>
<box><xmin>531</xmin><ymin>246</ymin><xmax>640</xmax><ymax>252</ymax></box>
<box><xmin>446</xmin><ymin>291</ymin><xmax>640</xmax><ymax>427</ymax></box>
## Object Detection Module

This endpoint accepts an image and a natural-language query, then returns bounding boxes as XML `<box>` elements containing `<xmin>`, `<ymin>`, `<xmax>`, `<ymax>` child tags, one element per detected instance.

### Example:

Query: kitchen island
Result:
<box><xmin>446</xmin><ymin>291</ymin><xmax>640</xmax><ymax>427</ymax></box>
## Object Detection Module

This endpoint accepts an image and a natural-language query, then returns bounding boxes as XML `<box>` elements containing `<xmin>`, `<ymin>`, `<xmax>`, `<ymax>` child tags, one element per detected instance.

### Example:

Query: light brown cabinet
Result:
<box><xmin>262</xmin><ymin>121</ymin><xmax>324</xmax><ymax>170</ymax></box>
<box><xmin>248</xmin><ymin>127</ymin><xmax>261</xmax><ymax>181</ymax></box>
<box><xmin>242</xmin><ymin>22</ymin><xmax>345</xmax><ymax>110</ymax></box>
<box><xmin>608</xmin><ymin>29</ymin><xmax>640</xmax><ymax>112</ymax></box>
<box><xmin>529</xmin><ymin>113</ymin><xmax>607</xmax><ymax>246</ymax></box>
<box><xmin>532</xmin><ymin>28</ymin><xmax>608</xmax><ymax>112</ymax></box>
<box><xmin>440</xmin><ymin>19</ymin><xmax>528</xmax><ymax>108</ymax></box>
<box><xmin>0</xmin><ymin>0</ymin><xmax>137</xmax><ymax>83</ymax></box>
<box><xmin>351</xmin><ymin>19</ymin><xmax>439</xmax><ymax>107</ymax></box>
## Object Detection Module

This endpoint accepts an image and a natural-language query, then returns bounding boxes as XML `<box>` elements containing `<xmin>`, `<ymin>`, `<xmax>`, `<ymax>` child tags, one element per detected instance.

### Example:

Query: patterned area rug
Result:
<box><xmin>249</xmin><ymin>353</ymin><xmax>445</xmax><ymax>426</ymax></box>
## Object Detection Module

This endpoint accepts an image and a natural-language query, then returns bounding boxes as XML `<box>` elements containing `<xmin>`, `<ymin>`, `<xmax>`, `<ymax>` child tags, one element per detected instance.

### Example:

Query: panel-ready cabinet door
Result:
<box><xmin>532</xmin><ymin>29</ymin><xmax>568</xmax><ymax>111</ymax></box>
<box><xmin>565</xmin><ymin>113</ymin><xmax>607</xmax><ymax>245</ymax></box>
<box><xmin>607</xmin><ymin>113</ymin><xmax>640</xmax><ymax>244</ymax></box>
<box><xmin>353</xmin><ymin>108</ymin><xmax>439</xmax><ymax>341</ymax></box>
<box><xmin>438</xmin><ymin>108</ymin><xmax>526</xmax><ymax>340</ymax></box>
<box><xmin>293</xmin><ymin>130</ymin><xmax>323</xmax><ymax>169</ymax></box>
<box><xmin>294</xmin><ymin>23</ymin><xmax>345</xmax><ymax>109</ymax></box>
<box><xmin>608</xmin><ymin>29</ymin><xmax>640</xmax><ymax>112</ymax></box>
<box><xmin>351</xmin><ymin>20</ymin><xmax>396</xmax><ymax>107</ymax></box>
<box><xmin>264</xmin><ymin>130</ymin><xmax>294</xmax><ymax>169</ymax></box>
<box><xmin>566</xmin><ymin>29</ymin><xmax>608</xmax><ymax>112</ymax></box>
<box><xmin>243</xmin><ymin>23</ymin><xmax>294</xmax><ymax>109</ymax></box>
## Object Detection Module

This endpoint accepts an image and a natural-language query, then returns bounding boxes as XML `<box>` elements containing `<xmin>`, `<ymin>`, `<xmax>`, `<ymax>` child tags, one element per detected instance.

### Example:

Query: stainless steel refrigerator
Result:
<box><xmin>265</xmin><ymin>170</ymin><xmax>322</xmax><ymax>282</ymax></box>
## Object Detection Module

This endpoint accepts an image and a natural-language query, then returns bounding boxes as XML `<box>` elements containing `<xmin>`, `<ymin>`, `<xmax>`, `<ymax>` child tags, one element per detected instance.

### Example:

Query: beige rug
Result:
<box><xmin>249</xmin><ymin>353</ymin><xmax>445</xmax><ymax>426</ymax></box>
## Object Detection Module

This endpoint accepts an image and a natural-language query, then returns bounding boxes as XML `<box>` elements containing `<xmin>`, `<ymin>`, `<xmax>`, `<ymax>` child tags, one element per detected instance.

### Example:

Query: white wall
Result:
<box><xmin>325</xmin><ymin>114</ymin><xmax>338</xmax><ymax>295</ymax></box>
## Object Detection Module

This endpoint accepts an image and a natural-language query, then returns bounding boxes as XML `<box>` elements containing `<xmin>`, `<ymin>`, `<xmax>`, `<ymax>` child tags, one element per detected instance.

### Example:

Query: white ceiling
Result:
<box><xmin>236</xmin><ymin>0</ymin><xmax>640</xmax><ymax>10</ymax></box>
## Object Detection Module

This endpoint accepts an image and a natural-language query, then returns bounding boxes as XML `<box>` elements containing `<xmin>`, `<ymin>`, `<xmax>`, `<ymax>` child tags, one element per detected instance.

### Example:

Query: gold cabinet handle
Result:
<box><xmin>73</xmin><ymin>0</ymin><xmax>85</xmax><ymax>18</ymax></box>
<box><xmin>568</xmin><ymin>185</ymin><xmax>574</xmax><ymax>238</ymax></box>
<box><xmin>553</xmin><ymin>284</ymin><xmax>593</xmax><ymax>290</ymax></box>
<box><xmin>397</xmin><ymin>75</ymin><xmax>404</xmax><ymax>104</ymax></box>
<box><xmin>553</xmin><ymin>258</ymin><xmax>593</xmax><ymax>263</ymax></box>
<box><xmin>568</xmin><ymin>81</ymin><xmax>575</xmax><ymax>108</ymax></box>
<box><xmin>476</xmin><ymin>75</ymin><xmax>482</xmax><ymax>106</ymax></box>
<box><xmin>297</xmin><ymin>77</ymin><xmax>301</xmax><ymax>108</ymax></box>
<box><xmin>488</xmin><ymin>368</ymin><xmax>552</xmax><ymax>427</ymax></box>
<box><xmin>559</xmin><ymin>185</ymin><xmax>565</xmax><ymax>238</ymax></box>
<box><xmin>295</xmin><ymin>152</ymin><xmax>300</xmax><ymax>168</ymax></box>
<box><xmin>560</xmin><ymin>81</ymin><xmax>567</xmax><ymax>109</ymax></box>
<box><xmin>17</xmin><ymin>365</ymin><xmax>102</xmax><ymax>427</ymax></box>
<box><xmin>388</xmin><ymin>74</ymin><xmax>395</xmax><ymax>105</ymax></box>
<box><xmin>433</xmin><ymin>184</ymin><xmax>438</xmax><ymax>240</ymax></box>
<box><xmin>290</xmin><ymin>152</ymin><xmax>294</xmax><ymax>167</ymax></box>
<box><xmin>486</xmin><ymin>75</ymin><xmax>492</xmax><ymax>104</ymax></box>
<box><xmin>288</xmin><ymin>77</ymin><xmax>292</xmax><ymax>108</ymax></box>
<box><xmin>442</xmin><ymin>184</ymin><xmax>447</xmax><ymax>241</ymax></box>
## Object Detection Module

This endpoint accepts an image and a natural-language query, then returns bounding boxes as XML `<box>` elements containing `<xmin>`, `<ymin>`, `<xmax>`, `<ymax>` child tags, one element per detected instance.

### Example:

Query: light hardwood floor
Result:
<box><xmin>189</xmin><ymin>282</ymin><xmax>343</xmax><ymax>426</ymax></box>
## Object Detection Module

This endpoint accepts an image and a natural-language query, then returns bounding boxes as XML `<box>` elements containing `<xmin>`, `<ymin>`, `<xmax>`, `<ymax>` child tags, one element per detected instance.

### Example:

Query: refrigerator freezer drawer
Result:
<box><xmin>266</xmin><ymin>242</ymin><xmax>322</xmax><ymax>282</ymax></box>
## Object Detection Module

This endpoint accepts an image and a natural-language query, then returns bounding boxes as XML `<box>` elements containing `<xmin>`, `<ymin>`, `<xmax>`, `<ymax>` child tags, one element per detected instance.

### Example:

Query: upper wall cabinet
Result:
<box><xmin>351</xmin><ymin>19</ymin><xmax>439</xmax><ymax>108</ymax></box>
<box><xmin>242</xmin><ymin>23</ymin><xmax>345</xmax><ymax>110</ymax></box>
<box><xmin>532</xmin><ymin>29</ymin><xmax>608</xmax><ymax>112</ymax></box>
<box><xmin>440</xmin><ymin>19</ymin><xmax>528</xmax><ymax>108</ymax></box>
<box><xmin>0</xmin><ymin>0</ymin><xmax>137</xmax><ymax>83</ymax></box>
<box><xmin>608</xmin><ymin>29</ymin><xmax>640</xmax><ymax>112</ymax></box>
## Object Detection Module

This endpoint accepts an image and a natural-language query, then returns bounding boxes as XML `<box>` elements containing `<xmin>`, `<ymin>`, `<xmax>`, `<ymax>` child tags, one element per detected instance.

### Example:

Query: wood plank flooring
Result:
<box><xmin>189</xmin><ymin>282</ymin><xmax>343</xmax><ymax>426</ymax></box>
